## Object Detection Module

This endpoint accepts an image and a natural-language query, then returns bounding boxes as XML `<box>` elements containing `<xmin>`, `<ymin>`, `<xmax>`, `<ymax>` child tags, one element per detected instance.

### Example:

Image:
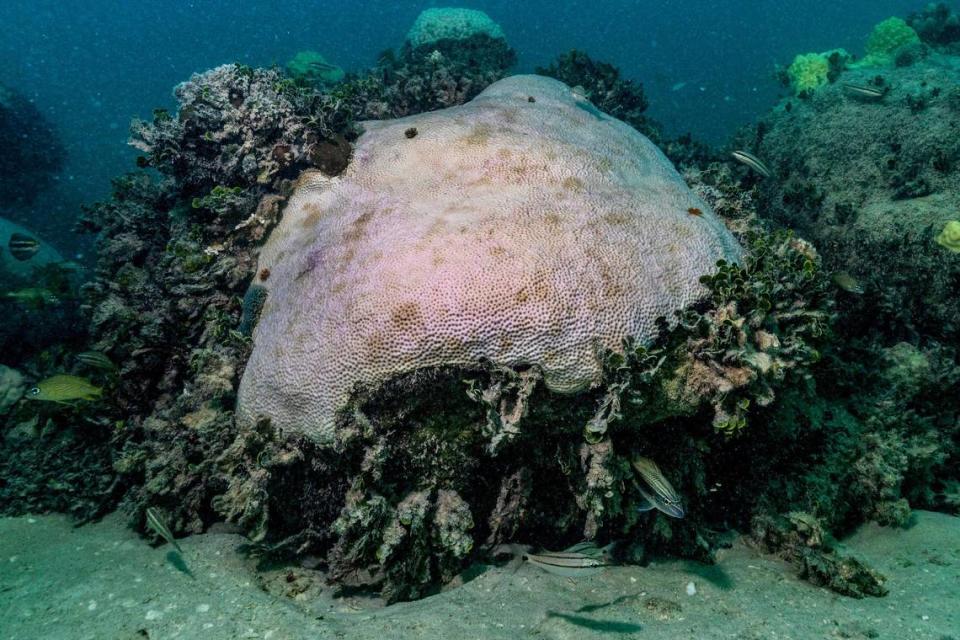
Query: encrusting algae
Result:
<box><xmin>935</xmin><ymin>220</ymin><xmax>960</xmax><ymax>252</ymax></box>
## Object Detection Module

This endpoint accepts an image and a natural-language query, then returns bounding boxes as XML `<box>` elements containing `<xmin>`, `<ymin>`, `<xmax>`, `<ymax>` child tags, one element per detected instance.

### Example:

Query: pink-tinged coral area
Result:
<box><xmin>237</xmin><ymin>75</ymin><xmax>742</xmax><ymax>442</ymax></box>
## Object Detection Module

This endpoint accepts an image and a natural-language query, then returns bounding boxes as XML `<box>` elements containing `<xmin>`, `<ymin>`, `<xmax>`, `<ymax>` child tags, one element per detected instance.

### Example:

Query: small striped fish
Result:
<box><xmin>632</xmin><ymin>456</ymin><xmax>685</xmax><ymax>518</ymax></box>
<box><xmin>524</xmin><ymin>542</ymin><xmax>614</xmax><ymax>578</ymax></box>
<box><xmin>731</xmin><ymin>150</ymin><xmax>772</xmax><ymax>178</ymax></box>
<box><xmin>76</xmin><ymin>350</ymin><xmax>116</xmax><ymax>371</ymax></box>
<box><xmin>8</xmin><ymin>233</ymin><xmax>40</xmax><ymax>261</ymax></box>
<box><xmin>842</xmin><ymin>83</ymin><xmax>886</xmax><ymax>101</ymax></box>
<box><xmin>145</xmin><ymin>507</ymin><xmax>183</xmax><ymax>554</ymax></box>
<box><xmin>27</xmin><ymin>375</ymin><xmax>101</xmax><ymax>403</ymax></box>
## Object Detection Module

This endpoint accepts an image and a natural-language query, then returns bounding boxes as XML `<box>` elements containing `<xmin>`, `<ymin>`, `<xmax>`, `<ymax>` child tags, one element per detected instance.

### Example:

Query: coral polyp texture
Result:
<box><xmin>405</xmin><ymin>7</ymin><xmax>506</xmax><ymax>48</ymax></box>
<box><xmin>237</xmin><ymin>75</ymin><xmax>742</xmax><ymax>443</ymax></box>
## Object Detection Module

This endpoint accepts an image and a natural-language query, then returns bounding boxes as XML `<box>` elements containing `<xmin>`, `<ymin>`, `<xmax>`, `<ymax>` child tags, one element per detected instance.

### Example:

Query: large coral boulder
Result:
<box><xmin>237</xmin><ymin>75</ymin><xmax>742</xmax><ymax>443</ymax></box>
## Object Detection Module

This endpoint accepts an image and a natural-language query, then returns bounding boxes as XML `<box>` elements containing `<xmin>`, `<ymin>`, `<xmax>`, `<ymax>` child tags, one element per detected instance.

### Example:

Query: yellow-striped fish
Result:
<box><xmin>8</xmin><ymin>233</ymin><xmax>40</xmax><ymax>261</ymax></box>
<box><xmin>76</xmin><ymin>350</ymin><xmax>116</xmax><ymax>371</ymax></box>
<box><xmin>632</xmin><ymin>456</ymin><xmax>685</xmax><ymax>518</ymax></box>
<box><xmin>145</xmin><ymin>507</ymin><xmax>183</xmax><ymax>554</ymax></box>
<box><xmin>26</xmin><ymin>375</ymin><xmax>102</xmax><ymax>403</ymax></box>
<box><xmin>731</xmin><ymin>150</ymin><xmax>772</xmax><ymax>178</ymax></box>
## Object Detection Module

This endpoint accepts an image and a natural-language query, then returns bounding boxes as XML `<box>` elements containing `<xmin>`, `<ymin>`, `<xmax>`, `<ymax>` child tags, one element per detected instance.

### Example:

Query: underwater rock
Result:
<box><xmin>237</xmin><ymin>74</ymin><xmax>742</xmax><ymax>443</ymax></box>
<box><xmin>0</xmin><ymin>82</ymin><xmax>64</xmax><ymax>208</ymax></box>
<box><xmin>908</xmin><ymin>2</ymin><xmax>960</xmax><ymax>47</ymax></box>
<box><xmin>749</xmin><ymin>54</ymin><xmax>960</xmax><ymax>342</ymax></box>
<box><xmin>130</xmin><ymin>64</ymin><xmax>323</xmax><ymax>196</ymax></box>
<box><xmin>536</xmin><ymin>50</ymin><xmax>656</xmax><ymax>139</ymax></box>
<box><xmin>0</xmin><ymin>365</ymin><xmax>25</xmax><ymax>416</ymax></box>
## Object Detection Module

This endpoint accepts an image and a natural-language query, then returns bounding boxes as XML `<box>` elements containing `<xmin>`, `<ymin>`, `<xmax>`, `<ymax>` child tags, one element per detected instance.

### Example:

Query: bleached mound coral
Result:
<box><xmin>405</xmin><ymin>7</ymin><xmax>505</xmax><ymax>48</ymax></box>
<box><xmin>237</xmin><ymin>75</ymin><xmax>742</xmax><ymax>443</ymax></box>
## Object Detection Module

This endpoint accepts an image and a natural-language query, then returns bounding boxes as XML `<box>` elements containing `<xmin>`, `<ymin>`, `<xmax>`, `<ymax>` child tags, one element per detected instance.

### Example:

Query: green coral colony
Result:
<box><xmin>1</xmin><ymin>6</ymin><xmax>958</xmax><ymax>610</ymax></box>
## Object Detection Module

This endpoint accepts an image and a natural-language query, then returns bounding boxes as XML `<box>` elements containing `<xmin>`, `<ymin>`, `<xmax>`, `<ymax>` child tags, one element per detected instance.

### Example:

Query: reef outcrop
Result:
<box><xmin>0</xmin><ymin>82</ymin><xmax>64</xmax><ymax>208</ymax></box>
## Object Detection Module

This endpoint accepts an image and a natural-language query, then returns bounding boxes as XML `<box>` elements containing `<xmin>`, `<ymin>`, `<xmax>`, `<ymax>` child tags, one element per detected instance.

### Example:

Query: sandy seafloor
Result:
<box><xmin>1</xmin><ymin>511</ymin><xmax>957</xmax><ymax>640</ymax></box>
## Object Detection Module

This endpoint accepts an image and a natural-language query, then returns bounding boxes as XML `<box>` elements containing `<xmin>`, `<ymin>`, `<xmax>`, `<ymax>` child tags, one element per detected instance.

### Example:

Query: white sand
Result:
<box><xmin>1</xmin><ymin>511</ymin><xmax>957</xmax><ymax>639</ymax></box>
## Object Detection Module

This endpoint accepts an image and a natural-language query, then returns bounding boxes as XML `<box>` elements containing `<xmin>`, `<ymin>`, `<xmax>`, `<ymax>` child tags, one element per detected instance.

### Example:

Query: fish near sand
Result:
<box><xmin>8</xmin><ymin>232</ymin><xmax>40</xmax><ymax>261</ymax></box>
<box><xmin>524</xmin><ymin>542</ymin><xmax>615</xmax><ymax>578</ymax></box>
<box><xmin>145</xmin><ymin>507</ymin><xmax>183</xmax><ymax>554</ymax></box>
<box><xmin>842</xmin><ymin>83</ymin><xmax>886</xmax><ymax>101</ymax></box>
<box><xmin>731</xmin><ymin>150</ymin><xmax>772</xmax><ymax>178</ymax></box>
<box><xmin>26</xmin><ymin>375</ymin><xmax>102</xmax><ymax>403</ymax></box>
<box><xmin>632</xmin><ymin>456</ymin><xmax>685</xmax><ymax>518</ymax></box>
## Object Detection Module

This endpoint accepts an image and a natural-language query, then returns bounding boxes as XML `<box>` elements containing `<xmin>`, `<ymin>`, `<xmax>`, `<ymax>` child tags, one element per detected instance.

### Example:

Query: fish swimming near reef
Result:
<box><xmin>76</xmin><ymin>350</ymin><xmax>116</xmax><ymax>371</ymax></box>
<box><xmin>26</xmin><ymin>374</ymin><xmax>102</xmax><ymax>403</ymax></box>
<box><xmin>8</xmin><ymin>232</ymin><xmax>40</xmax><ymax>261</ymax></box>
<box><xmin>145</xmin><ymin>507</ymin><xmax>183</xmax><ymax>554</ymax></box>
<box><xmin>842</xmin><ymin>83</ymin><xmax>886</xmax><ymax>101</ymax></box>
<box><xmin>731</xmin><ymin>150</ymin><xmax>772</xmax><ymax>178</ymax></box>
<box><xmin>524</xmin><ymin>542</ymin><xmax>615</xmax><ymax>578</ymax></box>
<box><xmin>307</xmin><ymin>60</ymin><xmax>338</xmax><ymax>72</ymax></box>
<box><xmin>3</xmin><ymin>288</ymin><xmax>61</xmax><ymax>308</ymax></box>
<box><xmin>632</xmin><ymin>456</ymin><xmax>685</xmax><ymax>518</ymax></box>
<box><xmin>832</xmin><ymin>271</ymin><xmax>864</xmax><ymax>294</ymax></box>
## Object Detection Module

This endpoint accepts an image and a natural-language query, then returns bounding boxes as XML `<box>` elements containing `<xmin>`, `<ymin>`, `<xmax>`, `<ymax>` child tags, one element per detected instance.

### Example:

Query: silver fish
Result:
<box><xmin>632</xmin><ymin>456</ymin><xmax>685</xmax><ymax>518</ymax></box>
<box><xmin>145</xmin><ymin>507</ymin><xmax>183</xmax><ymax>554</ymax></box>
<box><xmin>842</xmin><ymin>83</ymin><xmax>886</xmax><ymax>101</ymax></box>
<box><xmin>731</xmin><ymin>150</ymin><xmax>772</xmax><ymax>178</ymax></box>
<box><xmin>524</xmin><ymin>542</ymin><xmax>614</xmax><ymax>578</ymax></box>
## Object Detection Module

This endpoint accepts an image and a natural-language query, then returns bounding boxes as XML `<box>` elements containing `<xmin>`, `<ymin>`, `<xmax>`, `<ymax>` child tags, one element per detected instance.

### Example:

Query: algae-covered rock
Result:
<box><xmin>858</xmin><ymin>17</ymin><xmax>922</xmax><ymax>67</ymax></box>
<box><xmin>748</xmin><ymin>55</ymin><xmax>960</xmax><ymax>341</ymax></box>
<box><xmin>237</xmin><ymin>74</ymin><xmax>742</xmax><ymax>443</ymax></box>
<box><xmin>785</xmin><ymin>49</ymin><xmax>850</xmax><ymax>95</ymax></box>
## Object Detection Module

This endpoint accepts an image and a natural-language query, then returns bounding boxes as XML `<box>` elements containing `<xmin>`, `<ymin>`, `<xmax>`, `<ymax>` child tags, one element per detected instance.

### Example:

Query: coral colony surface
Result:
<box><xmin>1</xmin><ymin>6</ymin><xmax>958</xmax><ymax>607</ymax></box>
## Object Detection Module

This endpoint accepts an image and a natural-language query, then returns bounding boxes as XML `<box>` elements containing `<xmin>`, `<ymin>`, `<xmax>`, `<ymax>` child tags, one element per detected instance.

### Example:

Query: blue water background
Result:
<box><xmin>0</xmin><ymin>0</ymin><xmax>927</xmax><ymax>253</ymax></box>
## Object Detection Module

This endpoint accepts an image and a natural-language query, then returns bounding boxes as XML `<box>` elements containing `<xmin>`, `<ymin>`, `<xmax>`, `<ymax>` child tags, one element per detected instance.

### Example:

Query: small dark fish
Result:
<box><xmin>842</xmin><ymin>83</ymin><xmax>886</xmax><ymax>101</ymax></box>
<box><xmin>731</xmin><ymin>150</ymin><xmax>772</xmax><ymax>178</ymax></box>
<box><xmin>524</xmin><ymin>542</ymin><xmax>614</xmax><ymax>578</ymax></box>
<box><xmin>8</xmin><ymin>233</ymin><xmax>40</xmax><ymax>261</ymax></box>
<box><xmin>76</xmin><ymin>350</ymin><xmax>116</xmax><ymax>371</ymax></box>
<box><xmin>145</xmin><ymin>507</ymin><xmax>183</xmax><ymax>554</ymax></box>
<box><xmin>632</xmin><ymin>456</ymin><xmax>685</xmax><ymax>518</ymax></box>
<box><xmin>307</xmin><ymin>61</ymin><xmax>337</xmax><ymax>71</ymax></box>
<box><xmin>833</xmin><ymin>271</ymin><xmax>864</xmax><ymax>294</ymax></box>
